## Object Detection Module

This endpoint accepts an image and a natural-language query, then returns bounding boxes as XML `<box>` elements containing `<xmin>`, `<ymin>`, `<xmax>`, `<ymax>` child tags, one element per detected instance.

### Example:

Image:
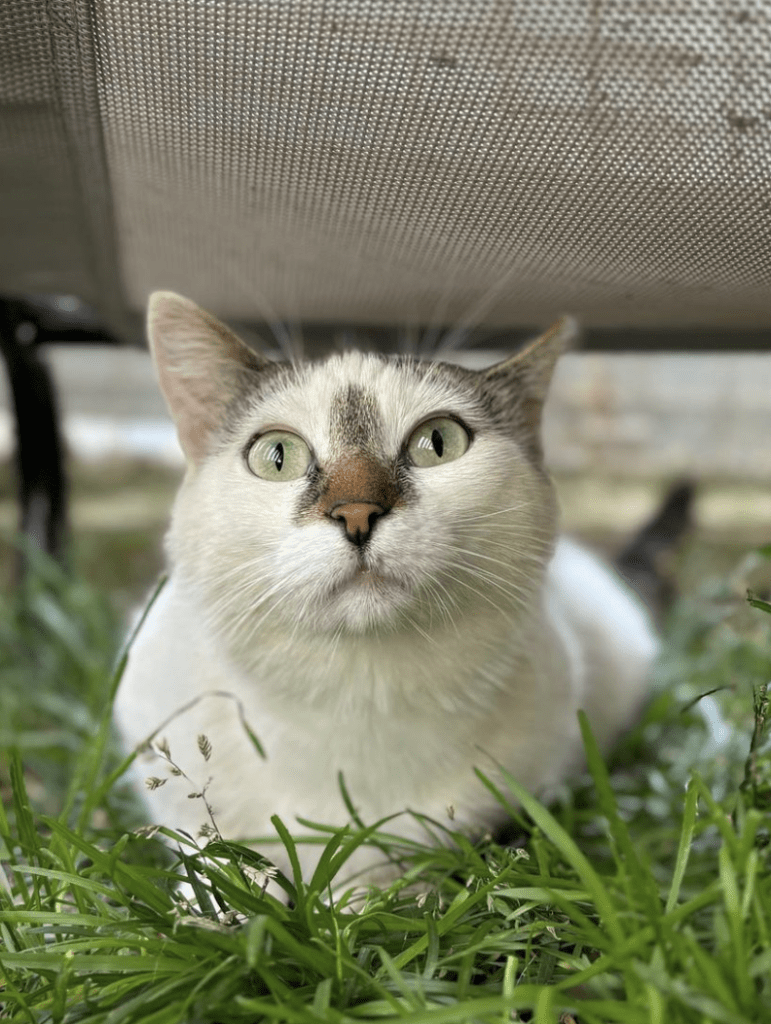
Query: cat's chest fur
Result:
<box><xmin>115</xmin><ymin>293</ymin><xmax>657</xmax><ymax>889</ymax></box>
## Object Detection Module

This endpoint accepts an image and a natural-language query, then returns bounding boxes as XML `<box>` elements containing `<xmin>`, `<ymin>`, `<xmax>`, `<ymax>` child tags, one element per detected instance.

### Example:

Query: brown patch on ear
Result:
<box><xmin>479</xmin><ymin>316</ymin><xmax>578</xmax><ymax>460</ymax></box>
<box><xmin>147</xmin><ymin>292</ymin><xmax>272</xmax><ymax>464</ymax></box>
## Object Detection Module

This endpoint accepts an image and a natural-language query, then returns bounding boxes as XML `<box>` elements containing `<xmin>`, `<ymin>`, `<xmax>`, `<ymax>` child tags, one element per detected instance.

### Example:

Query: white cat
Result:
<box><xmin>115</xmin><ymin>292</ymin><xmax>658</xmax><ymax>890</ymax></box>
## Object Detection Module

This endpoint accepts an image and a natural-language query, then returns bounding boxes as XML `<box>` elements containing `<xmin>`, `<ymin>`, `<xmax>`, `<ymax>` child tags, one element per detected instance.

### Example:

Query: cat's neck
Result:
<box><xmin>174</xmin><ymin>574</ymin><xmax>549</xmax><ymax>723</ymax></box>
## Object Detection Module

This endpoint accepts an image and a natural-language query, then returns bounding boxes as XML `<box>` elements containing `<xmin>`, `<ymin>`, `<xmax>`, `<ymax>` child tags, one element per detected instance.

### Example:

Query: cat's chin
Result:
<box><xmin>311</xmin><ymin>564</ymin><xmax>417</xmax><ymax>635</ymax></box>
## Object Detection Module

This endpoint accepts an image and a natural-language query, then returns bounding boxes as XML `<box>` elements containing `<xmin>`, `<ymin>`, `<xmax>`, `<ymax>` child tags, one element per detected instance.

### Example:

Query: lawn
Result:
<box><xmin>0</xmin><ymin>535</ymin><xmax>770</xmax><ymax>1023</ymax></box>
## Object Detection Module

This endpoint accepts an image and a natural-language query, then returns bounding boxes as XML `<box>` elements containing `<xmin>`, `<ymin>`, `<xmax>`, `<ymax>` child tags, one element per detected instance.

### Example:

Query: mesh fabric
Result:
<box><xmin>1</xmin><ymin>1</ymin><xmax>770</xmax><ymax>337</ymax></box>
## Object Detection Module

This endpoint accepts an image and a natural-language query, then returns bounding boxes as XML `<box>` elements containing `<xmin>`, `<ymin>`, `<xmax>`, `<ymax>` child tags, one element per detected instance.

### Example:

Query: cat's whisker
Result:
<box><xmin>451</xmin><ymin>527</ymin><xmax>557</xmax><ymax>553</ymax></box>
<box><xmin>397</xmin><ymin>325</ymin><xmax>422</xmax><ymax>357</ymax></box>
<box><xmin>452</xmin><ymin>529</ymin><xmax>556</xmax><ymax>548</ymax></box>
<box><xmin>454</xmin><ymin>570</ymin><xmax>531</xmax><ymax>609</ymax></box>
<box><xmin>451</xmin><ymin>516</ymin><xmax>552</xmax><ymax>534</ymax></box>
<box><xmin>219</xmin><ymin>256</ymin><xmax>299</xmax><ymax>359</ymax></box>
<box><xmin>451</xmin><ymin>528</ymin><xmax>553</xmax><ymax>545</ymax></box>
<box><xmin>419</xmin><ymin>578</ymin><xmax>462</xmax><ymax>635</ymax></box>
<box><xmin>211</xmin><ymin>574</ymin><xmax>295</xmax><ymax>636</ymax></box>
<box><xmin>446</xmin><ymin>553</ymin><xmax>534</xmax><ymax>592</ymax></box>
<box><xmin>243</xmin><ymin>587</ymin><xmax>300</xmax><ymax>641</ymax></box>
<box><xmin>444</xmin><ymin>556</ymin><xmax>534</xmax><ymax>605</ymax></box>
<box><xmin>214</xmin><ymin>551</ymin><xmax>276</xmax><ymax>573</ymax></box>
<box><xmin>434</xmin><ymin>531</ymin><xmax>540</xmax><ymax>567</ymax></box>
<box><xmin>402</xmin><ymin>611</ymin><xmax>440</xmax><ymax>648</ymax></box>
<box><xmin>207</xmin><ymin>576</ymin><xmax>285</xmax><ymax>627</ymax></box>
<box><xmin>435</xmin><ymin>261</ymin><xmax>528</xmax><ymax>354</ymax></box>
<box><xmin>437</xmin><ymin>565</ymin><xmax>525</xmax><ymax>618</ymax></box>
<box><xmin>326</xmin><ymin>620</ymin><xmax>348</xmax><ymax>658</ymax></box>
<box><xmin>448</xmin><ymin>546</ymin><xmax>549</xmax><ymax>582</ymax></box>
<box><xmin>207</xmin><ymin>569</ymin><xmax>277</xmax><ymax>606</ymax></box>
<box><xmin>453</xmin><ymin>541</ymin><xmax>550</xmax><ymax>566</ymax></box>
<box><xmin>415</xmin><ymin>578</ymin><xmax>449</xmax><ymax>632</ymax></box>
<box><xmin>450</xmin><ymin>504</ymin><xmax>538</xmax><ymax>523</ymax></box>
<box><xmin>203</xmin><ymin>560</ymin><xmax>277</xmax><ymax>598</ymax></box>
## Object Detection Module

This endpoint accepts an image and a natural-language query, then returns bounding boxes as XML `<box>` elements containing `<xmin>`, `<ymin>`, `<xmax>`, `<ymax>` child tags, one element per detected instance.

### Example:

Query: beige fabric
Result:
<box><xmin>0</xmin><ymin>1</ymin><xmax>127</xmax><ymax>329</ymax></box>
<box><xmin>0</xmin><ymin>3</ymin><xmax>92</xmax><ymax>299</ymax></box>
<box><xmin>1</xmin><ymin>2</ymin><xmax>770</xmax><ymax>337</ymax></box>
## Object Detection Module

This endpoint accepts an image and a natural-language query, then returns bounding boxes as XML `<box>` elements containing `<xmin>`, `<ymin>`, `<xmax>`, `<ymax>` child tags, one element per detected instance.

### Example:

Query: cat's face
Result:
<box><xmin>148</xmin><ymin>294</ymin><xmax>574</xmax><ymax>645</ymax></box>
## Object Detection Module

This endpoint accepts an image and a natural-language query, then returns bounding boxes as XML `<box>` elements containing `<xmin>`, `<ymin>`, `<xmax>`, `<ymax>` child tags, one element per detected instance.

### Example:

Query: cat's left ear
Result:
<box><xmin>480</xmin><ymin>316</ymin><xmax>578</xmax><ymax>438</ymax></box>
<box><xmin>147</xmin><ymin>292</ymin><xmax>274</xmax><ymax>465</ymax></box>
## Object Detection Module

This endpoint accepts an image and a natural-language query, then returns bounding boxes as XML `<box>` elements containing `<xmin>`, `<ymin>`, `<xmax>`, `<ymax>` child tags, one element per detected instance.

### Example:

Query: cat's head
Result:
<box><xmin>148</xmin><ymin>293</ymin><xmax>575</xmax><ymax>645</ymax></box>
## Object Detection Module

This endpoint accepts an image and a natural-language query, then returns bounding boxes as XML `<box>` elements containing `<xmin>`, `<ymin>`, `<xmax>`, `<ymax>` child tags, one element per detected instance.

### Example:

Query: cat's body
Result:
<box><xmin>115</xmin><ymin>294</ymin><xmax>657</xmax><ymax>888</ymax></box>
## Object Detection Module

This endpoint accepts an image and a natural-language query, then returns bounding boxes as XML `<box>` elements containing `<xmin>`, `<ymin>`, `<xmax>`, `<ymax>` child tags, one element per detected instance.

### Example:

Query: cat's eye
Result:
<box><xmin>246</xmin><ymin>431</ymin><xmax>312</xmax><ymax>481</ymax></box>
<box><xmin>406</xmin><ymin>417</ymin><xmax>470</xmax><ymax>468</ymax></box>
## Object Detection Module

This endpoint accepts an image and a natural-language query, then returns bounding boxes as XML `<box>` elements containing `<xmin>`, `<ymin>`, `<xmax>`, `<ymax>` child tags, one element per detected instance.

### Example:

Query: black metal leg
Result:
<box><xmin>0</xmin><ymin>299</ymin><xmax>68</xmax><ymax>571</ymax></box>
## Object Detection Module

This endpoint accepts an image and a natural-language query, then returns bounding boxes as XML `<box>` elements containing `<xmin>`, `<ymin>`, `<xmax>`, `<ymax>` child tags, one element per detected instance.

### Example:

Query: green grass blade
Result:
<box><xmin>476</xmin><ymin>765</ymin><xmax>624</xmax><ymax>946</ymax></box>
<box><xmin>269</xmin><ymin>814</ymin><xmax>303</xmax><ymax>908</ymax></box>
<box><xmin>65</xmin><ymin>575</ymin><xmax>167</xmax><ymax>828</ymax></box>
<box><xmin>664</xmin><ymin>775</ymin><xmax>699</xmax><ymax>914</ymax></box>
<box><xmin>578</xmin><ymin>711</ymin><xmax>661</xmax><ymax>920</ymax></box>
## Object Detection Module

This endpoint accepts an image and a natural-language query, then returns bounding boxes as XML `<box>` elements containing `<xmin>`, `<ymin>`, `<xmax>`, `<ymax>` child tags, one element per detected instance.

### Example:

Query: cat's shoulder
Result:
<box><xmin>118</xmin><ymin>577</ymin><xmax>217</xmax><ymax>703</ymax></box>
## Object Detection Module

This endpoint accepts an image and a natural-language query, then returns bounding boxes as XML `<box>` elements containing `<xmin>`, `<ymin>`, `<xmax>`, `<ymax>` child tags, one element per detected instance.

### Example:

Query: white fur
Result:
<box><xmin>116</xmin><ymin>540</ymin><xmax>656</xmax><ymax>888</ymax></box>
<box><xmin>115</xmin><ymin>312</ymin><xmax>658</xmax><ymax>892</ymax></box>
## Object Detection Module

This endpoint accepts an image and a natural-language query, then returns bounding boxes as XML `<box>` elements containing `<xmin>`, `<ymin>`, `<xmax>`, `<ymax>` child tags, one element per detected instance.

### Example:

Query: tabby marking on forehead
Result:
<box><xmin>331</xmin><ymin>383</ymin><xmax>382</xmax><ymax>453</ymax></box>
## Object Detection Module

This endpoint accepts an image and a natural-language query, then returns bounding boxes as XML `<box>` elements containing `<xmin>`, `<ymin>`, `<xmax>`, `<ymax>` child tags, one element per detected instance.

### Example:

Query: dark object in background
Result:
<box><xmin>615</xmin><ymin>481</ymin><xmax>695</xmax><ymax>626</ymax></box>
<box><xmin>0</xmin><ymin>295</ymin><xmax>116</xmax><ymax>573</ymax></box>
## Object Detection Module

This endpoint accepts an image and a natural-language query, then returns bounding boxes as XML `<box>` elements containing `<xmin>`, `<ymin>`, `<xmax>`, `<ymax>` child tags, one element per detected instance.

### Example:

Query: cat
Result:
<box><xmin>114</xmin><ymin>292</ymin><xmax>658</xmax><ymax>892</ymax></box>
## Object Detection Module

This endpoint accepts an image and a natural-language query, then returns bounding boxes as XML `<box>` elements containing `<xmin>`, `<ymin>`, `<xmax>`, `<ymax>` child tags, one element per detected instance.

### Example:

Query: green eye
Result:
<box><xmin>406</xmin><ymin>417</ymin><xmax>470</xmax><ymax>468</ymax></box>
<box><xmin>246</xmin><ymin>431</ymin><xmax>312</xmax><ymax>481</ymax></box>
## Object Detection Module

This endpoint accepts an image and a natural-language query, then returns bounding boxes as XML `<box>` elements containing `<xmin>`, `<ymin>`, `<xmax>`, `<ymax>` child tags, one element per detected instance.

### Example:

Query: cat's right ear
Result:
<box><xmin>147</xmin><ymin>292</ymin><xmax>272</xmax><ymax>465</ymax></box>
<box><xmin>476</xmin><ymin>316</ymin><xmax>578</xmax><ymax>464</ymax></box>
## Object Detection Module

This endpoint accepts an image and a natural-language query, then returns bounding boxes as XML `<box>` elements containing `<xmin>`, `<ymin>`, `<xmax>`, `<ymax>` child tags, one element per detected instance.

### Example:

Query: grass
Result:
<box><xmin>0</xmin><ymin>543</ymin><xmax>770</xmax><ymax>1022</ymax></box>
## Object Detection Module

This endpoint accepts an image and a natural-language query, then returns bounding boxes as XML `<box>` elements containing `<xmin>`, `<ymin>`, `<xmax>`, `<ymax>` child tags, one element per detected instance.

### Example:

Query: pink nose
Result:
<box><xmin>330</xmin><ymin>502</ymin><xmax>386</xmax><ymax>545</ymax></box>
